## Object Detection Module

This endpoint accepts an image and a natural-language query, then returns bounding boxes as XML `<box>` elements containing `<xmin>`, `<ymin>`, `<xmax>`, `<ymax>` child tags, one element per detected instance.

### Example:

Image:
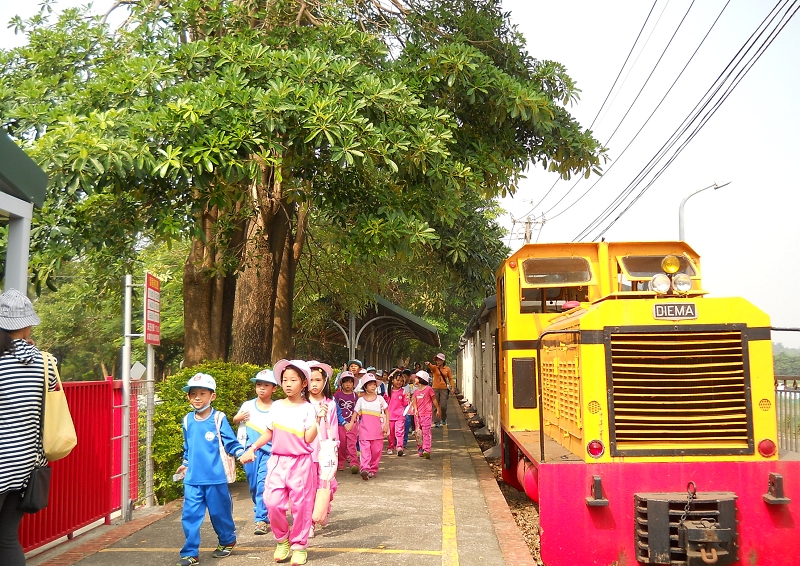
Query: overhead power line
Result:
<box><xmin>511</xmin><ymin>1</ymin><xmax>659</xmax><ymax>226</ymax></box>
<box><xmin>574</xmin><ymin>0</ymin><xmax>800</xmax><ymax>241</ymax></box>
<box><xmin>548</xmin><ymin>0</ymin><xmax>730</xmax><ymax>228</ymax></box>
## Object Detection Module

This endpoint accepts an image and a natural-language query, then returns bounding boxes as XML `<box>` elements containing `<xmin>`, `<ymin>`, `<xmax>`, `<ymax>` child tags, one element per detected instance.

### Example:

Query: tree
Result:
<box><xmin>1</xmin><ymin>0</ymin><xmax>604</xmax><ymax>366</ymax></box>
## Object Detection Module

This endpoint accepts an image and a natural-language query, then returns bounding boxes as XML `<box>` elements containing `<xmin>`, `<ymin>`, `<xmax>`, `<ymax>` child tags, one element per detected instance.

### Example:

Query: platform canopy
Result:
<box><xmin>316</xmin><ymin>295</ymin><xmax>440</xmax><ymax>370</ymax></box>
<box><xmin>0</xmin><ymin>135</ymin><xmax>47</xmax><ymax>209</ymax></box>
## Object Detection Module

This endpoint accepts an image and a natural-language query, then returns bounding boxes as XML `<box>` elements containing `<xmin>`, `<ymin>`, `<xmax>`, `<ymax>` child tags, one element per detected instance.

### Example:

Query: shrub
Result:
<box><xmin>152</xmin><ymin>361</ymin><xmax>285</xmax><ymax>503</ymax></box>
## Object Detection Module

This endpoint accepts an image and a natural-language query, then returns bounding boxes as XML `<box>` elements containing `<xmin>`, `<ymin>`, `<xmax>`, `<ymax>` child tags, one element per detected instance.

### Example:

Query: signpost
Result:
<box><xmin>122</xmin><ymin>272</ymin><xmax>162</xmax><ymax>518</ymax></box>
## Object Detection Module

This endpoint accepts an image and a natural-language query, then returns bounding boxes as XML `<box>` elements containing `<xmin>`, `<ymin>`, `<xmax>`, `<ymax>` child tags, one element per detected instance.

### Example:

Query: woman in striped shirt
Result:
<box><xmin>0</xmin><ymin>289</ymin><xmax>56</xmax><ymax>565</ymax></box>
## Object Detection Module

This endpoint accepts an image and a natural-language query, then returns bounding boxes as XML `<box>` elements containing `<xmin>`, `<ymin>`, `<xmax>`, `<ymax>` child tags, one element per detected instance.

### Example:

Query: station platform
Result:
<box><xmin>27</xmin><ymin>397</ymin><xmax>536</xmax><ymax>566</ymax></box>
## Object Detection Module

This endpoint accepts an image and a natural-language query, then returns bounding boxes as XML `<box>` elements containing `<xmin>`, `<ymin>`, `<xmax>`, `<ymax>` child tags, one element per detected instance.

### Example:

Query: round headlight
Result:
<box><xmin>650</xmin><ymin>273</ymin><xmax>671</xmax><ymax>294</ymax></box>
<box><xmin>672</xmin><ymin>273</ymin><xmax>692</xmax><ymax>294</ymax></box>
<box><xmin>661</xmin><ymin>254</ymin><xmax>681</xmax><ymax>274</ymax></box>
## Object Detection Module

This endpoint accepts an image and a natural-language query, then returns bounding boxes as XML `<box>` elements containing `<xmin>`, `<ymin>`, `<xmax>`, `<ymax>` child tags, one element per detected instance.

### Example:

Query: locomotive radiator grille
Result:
<box><xmin>608</xmin><ymin>329</ymin><xmax>752</xmax><ymax>455</ymax></box>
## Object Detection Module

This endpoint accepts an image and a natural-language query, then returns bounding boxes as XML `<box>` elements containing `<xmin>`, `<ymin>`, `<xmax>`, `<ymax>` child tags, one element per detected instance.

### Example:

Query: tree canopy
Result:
<box><xmin>1</xmin><ymin>0</ymin><xmax>605</xmax><ymax>365</ymax></box>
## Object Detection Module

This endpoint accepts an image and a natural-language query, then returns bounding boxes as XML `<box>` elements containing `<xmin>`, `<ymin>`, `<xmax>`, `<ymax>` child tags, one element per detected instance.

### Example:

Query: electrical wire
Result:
<box><xmin>544</xmin><ymin>0</ymin><xmax>730</xmax><ymax>225</ymax></box>
<box><xmin>574</xmin><ymin>0</ymin><xmax>795</xmax><ymax>240</ymax></box>
<box><xmin>603</xmin><ymin>0</ymin><xmax>696</xmax><ymax>146</ymax></box>
<box><xmin>538</xmin><ymin>0</ymin><xmax>692</xmax><ymax>231</ymax></box>
<box><xmin>510</xmin><ymin>1</ymin><xmax>659</xmax><ymax>224</ymax></box>
<box><xmin>585</xmin><ymin>0</ymin><xmax>800</xmax><ymax>241</ymax></box>
<box><xmin>588</xmin><ymin>0</ymin><xmax>660</xmax><ymax>131</ymax></box>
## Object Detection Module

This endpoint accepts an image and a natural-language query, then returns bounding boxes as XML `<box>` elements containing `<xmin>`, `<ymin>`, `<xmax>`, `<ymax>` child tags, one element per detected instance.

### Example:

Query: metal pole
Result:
<box><xmin>145</xmin><ymin>343</ymin><xmax>155</xmax><ymax>507</ymax></box>
<box><xmin>121</xmin><ymin>275</ymin><xmax>133</xmax><ymax>521</ymax></box>
<box><xmin>678</xmin><ymin>182</ymin><xmax>730</xmax><ymax>241</ymax></box>
<box><xmin>349</xmin><ymin>311</ymin><xmax>356</xmax><ymax>361</ymax></box>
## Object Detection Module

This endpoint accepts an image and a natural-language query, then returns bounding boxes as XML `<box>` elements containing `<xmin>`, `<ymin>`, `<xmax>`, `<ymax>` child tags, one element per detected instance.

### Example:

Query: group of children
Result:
<box><xmin>173</xmin><ymin>355</ymin><xmax>448</xmax><ymax>566</ymax></box>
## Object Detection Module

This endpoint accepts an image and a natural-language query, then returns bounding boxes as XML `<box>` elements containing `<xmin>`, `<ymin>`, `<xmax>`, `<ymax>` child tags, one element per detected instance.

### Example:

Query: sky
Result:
<box><xmin>2</xmin><ymin>1</ymin><xmax>800</xmax><ymax>345</ymax></box>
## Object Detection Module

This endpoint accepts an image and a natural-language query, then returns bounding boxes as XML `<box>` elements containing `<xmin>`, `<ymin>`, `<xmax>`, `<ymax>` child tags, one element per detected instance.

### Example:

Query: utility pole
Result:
<box><xmin>524</xmin><ymin>216</ymin><xmax>533</xmax><ymax>244</ymax></box>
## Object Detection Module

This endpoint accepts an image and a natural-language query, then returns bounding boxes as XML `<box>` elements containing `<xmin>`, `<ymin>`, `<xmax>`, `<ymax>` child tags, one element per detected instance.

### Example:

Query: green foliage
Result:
<box><xmin>152</xmin><ymin>360</ymin><xmax>284</xmax><ymax>502</ymax></box>
<box><xmin>775</xmin><ymin>352</ymin><xmax>800</xmax><ymax>378</ymax></box>
<box><xmin>29</xmin><ymin>240</ymin><xmax>188</xmax><ymax>381</ymax></box>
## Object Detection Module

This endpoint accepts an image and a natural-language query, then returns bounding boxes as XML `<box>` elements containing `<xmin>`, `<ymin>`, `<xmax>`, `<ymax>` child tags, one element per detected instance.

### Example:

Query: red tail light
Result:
<box><xmin>587</xmin><ymin>440</ymin><xmax>605</xmax><ymax>458</ymax></box>
<box><xmin>758</xmin><ymin>439</ymin><xmax>777</xmax><ymax>458</ymax></box>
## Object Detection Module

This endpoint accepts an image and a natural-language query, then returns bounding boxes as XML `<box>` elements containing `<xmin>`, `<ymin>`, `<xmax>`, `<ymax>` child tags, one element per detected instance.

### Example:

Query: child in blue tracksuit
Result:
<box><xmin>233</xmin><ymin>368</ymin><xmax>278</xmax><ymax>535</ymax></box>
<box><xmin>174</xmin><ymin>373</ymin><xmax>245</xmax><ymax>566</ymax></box>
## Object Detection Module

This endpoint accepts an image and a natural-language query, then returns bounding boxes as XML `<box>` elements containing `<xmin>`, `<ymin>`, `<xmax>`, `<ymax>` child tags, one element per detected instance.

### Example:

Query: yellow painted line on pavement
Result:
<box><xmin>99</xmin><ymin>546</ymin><xmax>442</xmax><ymax>555</ymax></box>
<box><xmin>441</xmin><ymin>425</ymin><xmax>459</xmax><ymax>566</ymax></box>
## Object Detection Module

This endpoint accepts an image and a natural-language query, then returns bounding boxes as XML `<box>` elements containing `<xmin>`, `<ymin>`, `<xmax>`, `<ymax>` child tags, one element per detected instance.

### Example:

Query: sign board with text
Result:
<box><xmin>144</xmin><ymin>273</ymin><xmax>161</xmax><ymax>345</ymax></box>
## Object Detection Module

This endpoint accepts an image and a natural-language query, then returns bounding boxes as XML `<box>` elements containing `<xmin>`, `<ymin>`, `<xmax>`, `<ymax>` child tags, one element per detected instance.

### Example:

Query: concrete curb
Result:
<box><xmin>454</xmin><ymin>403</ymin><xmax>539</xmax><ymax>566</ymax></box>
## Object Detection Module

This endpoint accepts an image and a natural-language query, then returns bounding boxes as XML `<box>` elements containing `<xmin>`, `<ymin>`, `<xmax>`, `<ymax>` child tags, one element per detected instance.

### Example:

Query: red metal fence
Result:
<box><xmin>20</xmin><ymin>378</ymin><xmax>140</xmax><ymax>553</ymax></box>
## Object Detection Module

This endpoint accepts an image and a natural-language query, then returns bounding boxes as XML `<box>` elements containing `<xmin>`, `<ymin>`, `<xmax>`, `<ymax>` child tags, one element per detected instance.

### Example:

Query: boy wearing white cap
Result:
<box><xmin>233</xmin><ymin>369</ymin><xmax>278</xmax><ymax>535</ymax></box>
<box><xmin>174</xmin><ymin>373</ymin><xmax>245</xmax><ymax>566</ymax></box>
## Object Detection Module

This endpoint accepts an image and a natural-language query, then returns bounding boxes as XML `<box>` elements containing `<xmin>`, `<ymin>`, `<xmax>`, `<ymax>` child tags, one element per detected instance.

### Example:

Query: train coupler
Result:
<box><xmin>678</xmin><ymin>519</ymin><xmax>734</xmax><ymax>566</ymax></box>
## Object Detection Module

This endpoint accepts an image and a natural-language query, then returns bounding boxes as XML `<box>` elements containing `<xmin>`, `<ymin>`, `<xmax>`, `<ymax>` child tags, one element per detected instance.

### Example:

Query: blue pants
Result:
<box><xmin>404</xmin><ymin>414</ymin><xmax>414</xmax><ymax>446</ymax></box>
<box><xmin>180</xmin><ymin>483</ymin><xmax>236</xmax><ymax>557</ymax></box>
<box><xmin>244</xmin><ymin>448</ymin><xmax>270</xmax><ymax>523</ymax></box>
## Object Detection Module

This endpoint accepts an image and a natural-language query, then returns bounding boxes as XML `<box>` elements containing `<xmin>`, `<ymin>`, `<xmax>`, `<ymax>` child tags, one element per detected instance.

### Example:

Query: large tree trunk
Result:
<box><xmin>230</xmin><ymin>169</ymin><xmax>292</xmax><ymax>366</ymax></box>
<box><xmin>271</xmin><ymin>204</ymin><xmax>308</xmax><ymax>362</ymax></box>
<box><xmin>184</xmin><ymin>206</ymin><xmax>240</xmax><ymax>366</ymax></box>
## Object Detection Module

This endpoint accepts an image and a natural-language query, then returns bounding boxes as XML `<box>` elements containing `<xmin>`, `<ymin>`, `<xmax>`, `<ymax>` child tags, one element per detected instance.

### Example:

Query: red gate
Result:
<box><xmin>20</xmin><ymin>379</ymin><xmax>117</xmax><ymax>552</ymax></box>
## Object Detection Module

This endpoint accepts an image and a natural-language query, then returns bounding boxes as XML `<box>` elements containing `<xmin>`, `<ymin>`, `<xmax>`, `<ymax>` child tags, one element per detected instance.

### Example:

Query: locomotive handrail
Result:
<box><xmin>771</xmin><ymin>327</ymin><xmax>800</xmax><ymax>333</ymax></box>
<box><xmin>536</xmin><ymin>329</ymin><xmax>581</xmax><ymax>463</ymax></box>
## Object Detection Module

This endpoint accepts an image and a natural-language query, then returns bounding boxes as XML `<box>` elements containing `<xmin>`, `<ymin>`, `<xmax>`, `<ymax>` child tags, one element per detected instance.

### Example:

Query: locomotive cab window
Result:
<box><xmin>522</xmin><ymin>257</ymin><xmax>592</xmax><ymax>285</ymax></box>
<box><xmin>520</xmin><ymin>257</ymin><xmax>591</xmax><ymax>313</ymax></box>
<box><xmin>619</xmin><ymin>255</ymin><xmax>697</xmax><ymax>279</ymax></box>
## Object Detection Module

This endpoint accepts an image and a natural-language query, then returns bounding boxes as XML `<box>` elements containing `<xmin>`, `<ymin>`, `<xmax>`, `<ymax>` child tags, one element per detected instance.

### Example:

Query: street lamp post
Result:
<box><xmin>678</xmin><ymin>181</ymin><xmax>730</xmax><ymax>241</ymax></box>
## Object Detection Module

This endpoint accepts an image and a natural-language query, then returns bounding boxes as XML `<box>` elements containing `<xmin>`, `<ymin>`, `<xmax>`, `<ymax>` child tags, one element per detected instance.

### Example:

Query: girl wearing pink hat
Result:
<box><xmin>349</xmin><ymin>374</ymin><xmax>389</xmax><ymax>479</ymax></box>
<box><xmin>240</xmin><ymin>360</ymin><xmax>317</xmax><ymax>565</ymax></box>
<box><xmin>411</xmin><ymin>371</ymin><xmax>441</xmax><ymax>458</ymax></box>
<box><xmin>307</xmin><ymin>361</ymin><xmax>339</xmax><ymax>535</ymax></box>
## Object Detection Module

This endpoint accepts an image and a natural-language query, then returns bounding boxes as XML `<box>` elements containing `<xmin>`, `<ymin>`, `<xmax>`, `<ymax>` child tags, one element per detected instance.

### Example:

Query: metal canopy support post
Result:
<box><xmin>0</xmin><ymin>193</ymin><xmax>33</xmax><ymax>293</ymax></box>
<box><xmin>349</xmin><ymin>311</ymin><xmax>356</xmax><ymax>361</ymax></box>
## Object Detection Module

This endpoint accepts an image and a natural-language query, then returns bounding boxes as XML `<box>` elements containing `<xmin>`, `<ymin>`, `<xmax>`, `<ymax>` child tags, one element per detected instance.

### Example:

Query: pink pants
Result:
<box><xmin>337</xmin><ymin>423</ymin><xmax>359</xmax><ymax>469</ymax></box>
<box><xmin>388</xmin><ymin>419</ymin><xmax>405</xmax><ymax>450</ymax></box>
<box><xmin>359</xmin><ymin>437</ymin><xmax>383</xmax><ymax>474</ymax></box>
<box><xmin>418</xmin><ymin>413</ymin><xmax>432</xmax><ymax>452</ymax></box>
<box><xmin>264</xmin><ymin>454</ymin><xmax>316</xmax><ymax>550</ymax></box>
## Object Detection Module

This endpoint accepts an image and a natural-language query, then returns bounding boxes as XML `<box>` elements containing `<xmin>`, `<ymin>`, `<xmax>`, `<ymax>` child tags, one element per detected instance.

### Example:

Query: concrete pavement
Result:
<box><xmin>27</xmin><ymin>397</ymin><xmax>536</xmax><ymax>566</ymax></box>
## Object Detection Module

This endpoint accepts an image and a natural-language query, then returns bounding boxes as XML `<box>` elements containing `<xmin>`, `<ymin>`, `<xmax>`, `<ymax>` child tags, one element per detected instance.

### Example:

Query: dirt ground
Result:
<box><xmin>470</xmin><ymin>420</ymin><xmax>543</xmax><ymax>565</ymax></box>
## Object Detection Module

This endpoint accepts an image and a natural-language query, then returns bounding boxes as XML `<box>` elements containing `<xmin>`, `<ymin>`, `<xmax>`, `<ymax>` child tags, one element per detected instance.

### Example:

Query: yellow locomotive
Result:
<box><xmin>459</xmin><ymin>241</ymin><xmax>798</xmax><ymax>566</ymax></box>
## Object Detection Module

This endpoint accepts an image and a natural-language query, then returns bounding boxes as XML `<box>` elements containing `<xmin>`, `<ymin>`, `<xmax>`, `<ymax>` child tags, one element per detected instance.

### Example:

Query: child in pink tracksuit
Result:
<box><xmin>386</xmin><ymin>372</ymin><xmax>408</xmax><ymax>456</ymax></box>
<box><xmin>351</xmin><ymin>374</ymin><xmax>388</xmax><ymax>480</ymax></box>
<box><xmin>307</xmin><ymin>360</ymin><xmax>339</xmax><ymax>536</ymax></box>
<box><xmin>334</xmin><ymin>372</ymin><xmax>359</xmax><ymax>474</ymax></box>
<box><xmin>240</xmin><ymin>359</ymin><xmax>318</xmax><ymax>566</ymax></box>
<box><xmin>412</xmin><ymin>370</ymin><xmax>441</xmax><ymax>459</ymax></box>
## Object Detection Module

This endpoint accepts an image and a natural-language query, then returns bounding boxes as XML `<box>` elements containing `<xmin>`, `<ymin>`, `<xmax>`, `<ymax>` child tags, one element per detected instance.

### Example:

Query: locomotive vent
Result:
<box><xmin>607</xmin><ymin>327</ymin><xmax>753</xmax><ymax>456</ymax></box>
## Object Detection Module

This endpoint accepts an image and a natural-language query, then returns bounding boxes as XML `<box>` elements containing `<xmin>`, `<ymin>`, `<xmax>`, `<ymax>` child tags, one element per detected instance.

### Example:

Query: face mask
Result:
<box><xmin>193</xmin><ymin>402</ymin><xmax>211</xmax><ymax>413</ymax></box>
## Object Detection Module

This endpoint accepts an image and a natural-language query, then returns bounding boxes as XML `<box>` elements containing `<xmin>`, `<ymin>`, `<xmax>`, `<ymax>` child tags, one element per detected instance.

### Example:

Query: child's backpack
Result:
<box><xmin>183</xmin><ymin>411</ymin><xmax>237</xmax><ymax>483</ymax></box>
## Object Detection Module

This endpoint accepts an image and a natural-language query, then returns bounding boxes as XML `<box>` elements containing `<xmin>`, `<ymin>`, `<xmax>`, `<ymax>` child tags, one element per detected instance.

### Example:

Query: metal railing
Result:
<box><xmin>776</xmin><ymin>378</ymin><xmax>800</xmax><ymax>453</ymax></box>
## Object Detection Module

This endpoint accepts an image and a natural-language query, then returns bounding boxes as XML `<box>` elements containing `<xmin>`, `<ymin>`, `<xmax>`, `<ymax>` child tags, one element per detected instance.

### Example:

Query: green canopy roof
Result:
<box><xmin>0</xmin><ymin>135</ymin><xmax>46</xmax><ymax>208</ymax></box>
